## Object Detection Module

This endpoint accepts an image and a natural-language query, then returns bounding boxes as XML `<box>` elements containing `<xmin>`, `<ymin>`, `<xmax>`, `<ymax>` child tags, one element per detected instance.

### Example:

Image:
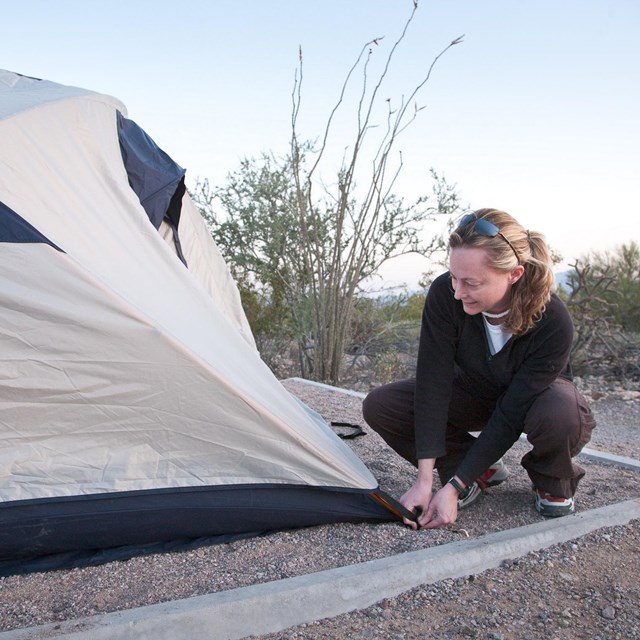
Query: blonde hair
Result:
<box><xmin>449</xmin><ymin>208</ymin><xmax>555</xmax><ymax>335</ymax></box>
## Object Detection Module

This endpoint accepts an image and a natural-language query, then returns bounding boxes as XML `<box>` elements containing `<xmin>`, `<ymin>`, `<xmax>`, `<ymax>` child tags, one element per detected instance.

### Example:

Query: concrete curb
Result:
<box><xmin>287</xmin><ymin>377</ymin><xmax>367</xmax><ymax>399</ymax></box>
<box><xmin>578</xmin><ymin>447</ymin><xmax>640</xmax><ymax>471</ymax></box>
<box><xmin>3</xmin><ymin>499</ymin><xmax>639</xmax><ymax>640</ymax></box>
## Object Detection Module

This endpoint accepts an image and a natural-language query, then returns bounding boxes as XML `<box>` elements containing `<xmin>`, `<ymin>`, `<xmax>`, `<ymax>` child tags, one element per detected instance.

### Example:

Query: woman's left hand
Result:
<box><xmin>418</xmin><ymin>483</ymin><xmax>459</xmax><ymax>529</ymax></box>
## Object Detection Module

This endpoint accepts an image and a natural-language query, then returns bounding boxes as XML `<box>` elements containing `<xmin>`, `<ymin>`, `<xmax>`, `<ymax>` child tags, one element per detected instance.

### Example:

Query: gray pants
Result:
<box><xmin>362</xmin><ymin>377</ymin><xmax>596</xmax><ymax>498</ymax></box>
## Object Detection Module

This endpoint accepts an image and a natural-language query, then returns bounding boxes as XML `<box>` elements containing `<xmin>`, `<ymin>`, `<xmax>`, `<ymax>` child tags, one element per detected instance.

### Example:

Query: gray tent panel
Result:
<box><xmin>117</xmin><ymin>111</ymin><xmax>186</xmax><ymax>230</ymax></box>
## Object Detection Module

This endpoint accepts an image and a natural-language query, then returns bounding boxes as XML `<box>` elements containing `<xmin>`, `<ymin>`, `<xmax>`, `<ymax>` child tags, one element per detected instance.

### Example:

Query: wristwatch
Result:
<box><xmin>448</xmin><ymin>476</ymin><xmax>471</xmax><ymax>499</ymax></box>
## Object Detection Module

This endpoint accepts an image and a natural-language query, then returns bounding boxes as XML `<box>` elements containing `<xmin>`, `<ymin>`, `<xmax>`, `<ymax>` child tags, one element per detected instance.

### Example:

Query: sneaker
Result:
<box><xmin>534</xmin><ymin>488</ymin><xmax>575</xmax><ymax>517</ymax></box>
<box><xmin>458</xmin><ymin>481</ymin><xmax>482</xmax><ymax>509</ymax></box>
<box><xmin>477</xmin><ymin>458</ymin><xmax>510</xmax><ymax>489</ymax></box>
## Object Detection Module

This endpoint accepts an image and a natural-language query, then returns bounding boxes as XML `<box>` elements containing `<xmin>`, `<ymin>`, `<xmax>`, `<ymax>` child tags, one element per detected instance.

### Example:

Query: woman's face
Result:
<box><xmin>449</xmin><ymin>247</ymin><xmax>524</xmax><ymax>316</ymax></box>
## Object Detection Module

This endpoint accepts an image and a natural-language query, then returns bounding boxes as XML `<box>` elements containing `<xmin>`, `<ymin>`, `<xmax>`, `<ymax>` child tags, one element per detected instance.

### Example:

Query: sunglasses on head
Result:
<box><xmin>456</xmin><ymin>213</ymin><xmax>521</xmax><ymax>264</ymax></box>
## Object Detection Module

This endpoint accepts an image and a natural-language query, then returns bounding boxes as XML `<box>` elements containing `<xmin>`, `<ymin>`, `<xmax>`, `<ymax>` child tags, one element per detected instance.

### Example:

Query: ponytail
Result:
<box><xmin>506</xmin><ymin>229</ymin><xmax>555</xmax><ymax>335</ymax></box>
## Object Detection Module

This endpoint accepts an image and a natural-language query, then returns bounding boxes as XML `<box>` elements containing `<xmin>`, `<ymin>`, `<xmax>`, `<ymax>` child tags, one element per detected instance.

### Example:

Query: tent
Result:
<box><xmin>0</xmin><ymin>70</ymin><xmax>400</xmax><ymax>575</ymax></box>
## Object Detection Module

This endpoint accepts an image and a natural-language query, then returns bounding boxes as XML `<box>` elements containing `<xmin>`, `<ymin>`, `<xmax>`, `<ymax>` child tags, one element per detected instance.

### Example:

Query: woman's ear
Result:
<box><xmin>509</xmin><ymin>265</ymin><xmax>525</xmax><ymax>284</ymax></box>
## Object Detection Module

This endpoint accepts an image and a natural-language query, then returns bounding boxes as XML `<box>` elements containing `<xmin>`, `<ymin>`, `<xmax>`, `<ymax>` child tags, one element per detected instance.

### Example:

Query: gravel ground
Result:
<box><xmin>0</xmin><ymin>376</ymin><xmax>638</xmax><ymax>638</ymax></box>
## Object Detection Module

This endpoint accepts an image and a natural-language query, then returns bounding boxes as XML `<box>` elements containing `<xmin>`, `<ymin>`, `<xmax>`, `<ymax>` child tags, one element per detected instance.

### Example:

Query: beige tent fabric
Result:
<box><xmin>159</xmin><ymin>195</ymin><xmax>255</xmax><ymax>349</ymax></box>
<box><xmin>0</xmin><ymin>71</ymin><xmax>379</xmax><ymax>503</ymax></box>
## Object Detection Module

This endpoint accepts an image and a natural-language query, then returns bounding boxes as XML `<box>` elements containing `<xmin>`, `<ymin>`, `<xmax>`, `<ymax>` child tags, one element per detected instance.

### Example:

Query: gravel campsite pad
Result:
<box><xmin>1</xmin><ymin>377</ymin><xmax>638</xmax><ymax>638</ymax></box>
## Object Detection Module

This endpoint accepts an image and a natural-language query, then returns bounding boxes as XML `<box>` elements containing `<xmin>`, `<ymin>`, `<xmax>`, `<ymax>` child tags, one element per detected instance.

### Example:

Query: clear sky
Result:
<box><xmin>4</xmin><ymin>0</ymin><xmax>639</xmax><ymax>288</ymax></box>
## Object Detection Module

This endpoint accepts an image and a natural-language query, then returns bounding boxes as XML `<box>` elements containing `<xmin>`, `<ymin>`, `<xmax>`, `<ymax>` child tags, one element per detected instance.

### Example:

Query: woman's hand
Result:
<box><xmin>419</xmin><ymin>482</ymin><xmax>459</xmax><ymax>529</ymax></box>
<box><xmin>399</xmin><ymin>458</ymin><xmax>436</xmax><ymax>529</ymax></box>
<box><xmin>399</xmin><ymin>478</ymin><xmax>433</xmax><ymax>530</ymax></box>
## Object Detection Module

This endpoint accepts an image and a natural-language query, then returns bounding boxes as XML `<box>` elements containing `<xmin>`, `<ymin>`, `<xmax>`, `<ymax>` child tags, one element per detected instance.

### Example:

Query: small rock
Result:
<box><xmin>618</xmin><ymin>390</ymin><xmax>640</xmax><ymax>401</ymax></box>
<box><xmin>601</xmin><ymin>606</ymin><xmax>616</xmax><ymax>620</ymax></box>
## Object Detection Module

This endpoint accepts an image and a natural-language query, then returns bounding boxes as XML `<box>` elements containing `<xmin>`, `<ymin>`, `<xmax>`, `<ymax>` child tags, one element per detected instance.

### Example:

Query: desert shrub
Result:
<box><xmin>566</xmin><ymin>242</ymin><xmax>640</xmax><ymax>332</ymax></box>
<box><xmin>343</xmin><ymin>292</ymin><xmax>425</xmax><ymax>388</ymax></box>
<box><xmin>563</xmin><ymin>249</ymin><xmax>640</xmax><ymax>383</ymax></box>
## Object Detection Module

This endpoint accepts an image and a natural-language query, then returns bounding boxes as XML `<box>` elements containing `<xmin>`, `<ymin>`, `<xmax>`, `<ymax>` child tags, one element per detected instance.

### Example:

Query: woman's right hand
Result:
<box><xmin>400</xmin><ymin>480</ymin><xmax>433</xmax><ymax>529</ymax></box>
<box><xmin>399</xmin><ymin>458</ymin><xmax>436</xmax><ymax>529</ymax></box>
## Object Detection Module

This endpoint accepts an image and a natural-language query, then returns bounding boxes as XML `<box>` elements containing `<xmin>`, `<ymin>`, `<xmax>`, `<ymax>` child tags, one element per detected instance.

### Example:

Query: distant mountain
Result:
<box><xmin>555</xmin><ymin>269</ymin><xmax>574</xmax><ymax>293</ymax></box>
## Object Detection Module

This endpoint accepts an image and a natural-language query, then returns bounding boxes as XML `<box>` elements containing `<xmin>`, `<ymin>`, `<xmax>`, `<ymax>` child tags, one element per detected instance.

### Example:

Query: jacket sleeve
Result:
<box><xmin>413</xmin><ymin>273</ymin><xmax>459</xmax><ymax>459</ymax></box>
<box><xmin>455</xmin><ymin>296</ymin><xmax>574</xmax><ymax>485</ymax></box>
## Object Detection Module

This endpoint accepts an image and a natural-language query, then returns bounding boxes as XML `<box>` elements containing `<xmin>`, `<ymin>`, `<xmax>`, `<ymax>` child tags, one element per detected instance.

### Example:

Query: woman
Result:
<box><xmin>363</xmin><ymin>208</ymin><xmax>596</xmax><ymax>529</ymax></box>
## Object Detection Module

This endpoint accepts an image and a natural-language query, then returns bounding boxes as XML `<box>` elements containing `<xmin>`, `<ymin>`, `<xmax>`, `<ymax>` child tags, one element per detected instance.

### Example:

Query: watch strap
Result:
<box><xmin>448</xmin><ymin>476</ymin><xmax>470</xmax><ymax>498</ymax></box>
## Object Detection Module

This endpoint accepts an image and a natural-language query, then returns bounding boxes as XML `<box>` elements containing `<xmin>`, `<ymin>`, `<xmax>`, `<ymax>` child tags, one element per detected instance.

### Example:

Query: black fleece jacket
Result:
<box><xmin>414</xmin><ymin>271</ymin><xmax>574</xmax><ymax>486</ymax></box>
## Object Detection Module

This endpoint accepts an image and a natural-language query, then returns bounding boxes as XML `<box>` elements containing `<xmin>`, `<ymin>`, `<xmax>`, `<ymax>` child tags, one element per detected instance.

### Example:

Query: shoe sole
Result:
<box><xmin>535</xmin><ymin>503</ymin><xmax>575</xmax><ymax>517</ymax></box>
<box><xmin>534</xmin><ymin>487</ymin><xmax>575</xmax><ymax>517</ymax></box>
<box><xmin>535</xmin><ymin>497</ymin><xmax>575</xmax><ymax>518</ymax></box>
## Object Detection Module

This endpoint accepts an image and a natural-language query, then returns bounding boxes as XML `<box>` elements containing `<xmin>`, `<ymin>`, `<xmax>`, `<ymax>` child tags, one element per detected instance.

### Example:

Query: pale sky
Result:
<box><xmin>4</xmin><ymin>0</ymin><xmax>639</xmax><ymax>288</ymax></box>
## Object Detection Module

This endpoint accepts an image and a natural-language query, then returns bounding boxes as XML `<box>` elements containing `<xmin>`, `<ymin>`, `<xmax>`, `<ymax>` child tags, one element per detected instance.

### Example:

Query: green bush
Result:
<box><xmin>563</xmin><ymin>242</ymin><xmax>640</xmax><ymax>382</ymax></box>
<box><xmin>567</xmin><ymin>242</ymin><xmax>640</xmax><ymax>332</ymax></box>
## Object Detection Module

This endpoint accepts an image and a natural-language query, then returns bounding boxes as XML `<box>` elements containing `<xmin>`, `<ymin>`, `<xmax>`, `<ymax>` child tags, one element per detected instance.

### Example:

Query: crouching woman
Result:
<box><xmin>363</xmin><ymin>208</ymin><xmax>596</xmax><ymax>529</ymax></box>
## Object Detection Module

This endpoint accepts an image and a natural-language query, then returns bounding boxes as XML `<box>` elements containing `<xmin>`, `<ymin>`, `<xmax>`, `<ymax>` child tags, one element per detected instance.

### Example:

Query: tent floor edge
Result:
<box><xmin>0</xmin><ymin>483</ymin><xmax>395</xmax><ymax>576</ymax></box>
